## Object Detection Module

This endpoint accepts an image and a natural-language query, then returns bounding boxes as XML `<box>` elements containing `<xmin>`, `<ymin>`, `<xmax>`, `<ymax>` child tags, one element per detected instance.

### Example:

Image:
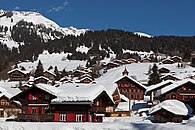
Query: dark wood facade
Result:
<box><xmin>162</xmin><ymin>59</ymin><xmax>174</xmax><ymax>64</ymax></box>
<box><xmin>158</xmin><ymin>82</ymin><xmax>195</xmax><ymax>102</ymax></box>
<box><xmin>34</xmin><ymin>76</ymin><xmax>50</xmax><ymax>84</ymax></box>
<box><xmin>51</xmin><ymin>91</ymin><xmax>114</xmax><ymax>122</ymax></box>
<box><xmin>158</xmin><ymin>67</ymin><xmax>170</xmax><ymax>73</ymax></box>
<box><xmin>43</xmin><ymin>71</ymin><xmax>56</xmax><ymax>81</ymax></box>
<box><xmin>11</xmin><ymin>86</ymin><xmax>114</xmax><ymax>122</ymax></box>
<box><xmin>11</xmin><ymin>86</ymin><xmax>56</xmax><ymax>121</ymax></box>
<box><xmin>8</xmin><ymin>69</ymin><xmax>30</xmax><ymax>81</ymax></box>
<box><xmin>151</xmin><ymin>108</ymin><xmax>185</xmax><ymax>123</ymax></box>
<box><xmin>116</xmin><ymin>76</ymin><xmax>146</xmax><ymax>100</ymax></box>
<box><xmin>171</xmin><ymin>56</ymin><xmax>182</xmax><ymax>63</ymax></box>
<box><xmin>161</xmin><ymin>75</ymin><xmax>180</xmax><ymax>81</ymax></box>
<box><xmin>0</xmin><ymin>96</ymin><xmax>21</xmax><ymax>118</ymax></box>
<box><xmin>105</xmin><ymin>62</ymin><xmax>120</xmax><ymax>69</ymax></box>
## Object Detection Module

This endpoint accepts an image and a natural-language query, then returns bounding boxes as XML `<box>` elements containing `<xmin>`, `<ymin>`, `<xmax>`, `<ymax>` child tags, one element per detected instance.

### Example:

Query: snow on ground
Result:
<box><xmin>18</xmin><ymin>51</ymin><xmax>87</xmax><ymax>72</ymax></box>
<box><xmin>0</xmin><ymin>116</ymin><xmax>195</xmax><ymax>130</ymax></box>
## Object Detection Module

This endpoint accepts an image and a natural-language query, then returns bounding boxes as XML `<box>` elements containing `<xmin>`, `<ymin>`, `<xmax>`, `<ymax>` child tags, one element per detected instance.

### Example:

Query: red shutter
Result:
<box><xmin>42</xmin><ymin>107</ymin><xmax>45</xmax><ymax>114</ymax></box>
<box><xmin>169</xmin><ymin>95</ymin><xmax>171</xmax><ymax>99</ymax></box>
<box><xmin>182</xmin><ymin>96</ymin><xmax>184</xmax><ymax>101</ymax></box>
<box><xmin>28</xmin><ymin>107</ymin><xmax>32</xmax><ymax>114</ymax></box>
<box><xmin>29</xmin><ymin>93</ymin><xmax>32</xmax><ymax>100</ymax></box>
<box><xmin>67</xmin><ymin>113</ymin><xmax>76</xmax><ymax>122</ymax></box>
<box><xmin>54</xmin><ymin>113</ymin><xmax>59</xmax><ymax>121</ymax></box>
<box><xmin>88</xmin><ymin>113</ymin><xmax>91</xmax><ymax>122</ymax></box>
<box><xmin>176</xmin><ymin>95</ymin><xmax>178</xmax><ymax>100</ymax></box>
<box><xmin>83</xmin><ymin>114</ymin><xmax>86</xmax><ymax>122</ymax></box>
<box><xmin>36</xmin><ymin>107</ymin><xmax>39</xmax><ymax>114</ymax></box>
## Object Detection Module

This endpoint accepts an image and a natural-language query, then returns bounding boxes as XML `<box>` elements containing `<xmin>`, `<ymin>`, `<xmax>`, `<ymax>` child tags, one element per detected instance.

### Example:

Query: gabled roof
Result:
<box><xmin>161</xmin><ymin>58</ymin><xmax>174</xmax><ymax>63</ymax></box>
<box><xmin>146</xmin><ymin>80</ymin><xmax>175</xmax><ymax>94</ymax></box>
<box><xmin>171</xmin><ymin>56</ymin><xmax>182</xmax><ymax>60</ymax></box>
<box><xmin>11</xmin><ymin>84</ymin><xmax>57</xmax><ymax>100</ymax></box>
<box><xmin>8</xmin><ymin>68</ymin><xmax>30</xmax><ymax>75</ymax></box>
<box><xmin>43</xmin><ymin>70</ymin><xmax>56</xmax><ymax>76</ymax></box>
<box><xmin>156</xmin><ymin>79</ymin><xmax>195</xmax><ymax>97</ymax></box>
<box><xmin>161</xmin><ymin>74</ymin><xmax>181</xmax><ymax>80</ymax></box>
<box><xmin>34</xmin><ymin>76</ymin><xmax>50</xmax><ymax>81</ymax></box>
<box><xmin>0</xmin><ymin>83</ymin><xmax>21</xmax><ymax>99</ymax></box>
<box><xmin>149</xmin><ymin>99</ymin><xmax>192</xmax><ymax>116</ymax></box>
<box><xmin>33</xmin><ymin>83</ymin><xmax>114</xmax><ymax>104</ymax></box>
<box><xmin>158</xmin><ymin>66</ymin><xmax>170</xmax><ymax>71</ymax></box>
<box><xmin>115</xmin><ymin>75</ymin><xmax>147</xmax><ymax>90</ymax></box>
<box><xmin>79</xmin><ymin>77</ymin><xmax>93</xmax><ymax>82</ymax></box>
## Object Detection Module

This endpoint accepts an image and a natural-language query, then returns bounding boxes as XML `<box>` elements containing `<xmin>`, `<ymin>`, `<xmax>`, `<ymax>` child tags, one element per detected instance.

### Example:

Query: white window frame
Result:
<box><xmin>76</xmin><ymin>114</ymin><xmax>83</xmax><ymax>122</ymax></box>
<box><xmin>32</xmin><ymin>94</ymin><xmax>36</xmax><ymax>100</ymax></box>
<box><xmin>59</xmin><ymin>114</ymin><xmax>66</xmax><ymax>121</ymax></box>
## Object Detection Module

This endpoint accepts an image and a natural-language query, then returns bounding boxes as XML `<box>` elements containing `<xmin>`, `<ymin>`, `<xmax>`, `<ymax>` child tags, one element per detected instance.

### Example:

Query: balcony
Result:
<box><xmin>17</xmin><ymin>113</ymin><xmax>54</xmax><ymax>122</ymax></box>
<box><xmin>90</xmin><ymin>106</ymin><xmax>113</xmax><ymax>113</ymax></box>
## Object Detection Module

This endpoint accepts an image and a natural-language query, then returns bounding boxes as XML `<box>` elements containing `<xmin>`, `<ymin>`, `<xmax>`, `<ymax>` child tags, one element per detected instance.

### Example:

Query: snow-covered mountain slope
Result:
<box><xmin>134</xmin><ymin>32</ymin><xmax>152</xmax><ymax>38</ymax></box>
<box><xmin>0</xmin><ymin>10</ymin><xmax>88</xmax><ymax>48</ymax></box>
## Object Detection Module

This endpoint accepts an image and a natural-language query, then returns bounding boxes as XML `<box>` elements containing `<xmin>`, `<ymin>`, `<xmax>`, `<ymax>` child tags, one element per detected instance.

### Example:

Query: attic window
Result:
<box><xmin>76</xmin><ymin>85</ymin><xmax>79</xmax><ymax>87</ymax></box>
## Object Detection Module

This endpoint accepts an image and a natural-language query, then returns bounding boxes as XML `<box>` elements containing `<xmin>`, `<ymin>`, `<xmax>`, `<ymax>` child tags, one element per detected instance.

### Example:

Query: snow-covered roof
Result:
<box><xmin>115</xmin><ymin>75</ymin><xmax>147</xmax><ymax>90</ymax></box>
<box><xmin>171</xmin><ymin>56</ymin><xmax>182</xmax><ymax>60</ymax></box>
<box><xmin>161</xmin><ymin>58</ymin><xmax>174</xmax><ymax>63</ymax></box>
<box><xmin>146</xmin><ymin>80</ymin><xmax>175</xmax><ymax>93</ymax></box>
<box><xmin>35</xmin><ymin>83</ymin><xmax>114</xmax><ymax>103</ymax></box>
<box><xmin>0</xmin><ymin>81</ymin><xmax>21</xmax><ymax>99</ymax></box>
<box><xmin>8</xmin><ymin>68</ymin><xmax>30</xmax><ymax>75</ymax></box>
<box><xmin>115</xmin><ymin>102</ymin><xmax>130</xmax><ymax>112</ymax></box>
<box><xmin>79</xmin><ymin>77</ymin><xmax>93</xmax><ymax>82</ymax></box>
<box><xmin>158</xmin><ymin>66</ymin><xmax>171</xmax><ymax>71</ymax></box>
<box><xmin>161</xmin><ymin>74</ymin><xmax>181</xmax><ymax>80</ymax></box>
<box><xmin>34</xmin><ymin>76</ymin><xmax>50</xmax><ymax>81</ymax></box>
<box><xmin>149</xmin><ymin>99</ymin><xmax>192</xmax><ymax>116</ymax></box>
<box><xmin>44</xmin><ymin>70</ymin><xmax>56</xmax><ymax>76</ymax></box>
<box><xmin>156</xmin><ymin>79</ymin><xmax>195</xmax><ymax>97</ymax></box>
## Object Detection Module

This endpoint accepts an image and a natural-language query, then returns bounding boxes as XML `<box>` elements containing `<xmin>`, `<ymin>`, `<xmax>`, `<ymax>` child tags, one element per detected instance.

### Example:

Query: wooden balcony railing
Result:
<box><xmin>17</xmin><ymin>113</ymin><xmax>54</xmax><ymax>122</ymax></box>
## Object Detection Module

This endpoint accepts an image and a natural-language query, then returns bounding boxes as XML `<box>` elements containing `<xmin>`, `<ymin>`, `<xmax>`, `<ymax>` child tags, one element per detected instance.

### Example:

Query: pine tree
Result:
<box><xmin>148</xmin><ymin>64</ymin><xmax>161</xmax><ymax>85</ymax></box>
<box><xmin>54</xmin><ymin>66</ymin><xmax>60</xmax><ymax>81</ymax></box>
<box><xmin>34</xmin><ymin>60</ymin><xmax>44</xmax><ymax>78</ymax></box>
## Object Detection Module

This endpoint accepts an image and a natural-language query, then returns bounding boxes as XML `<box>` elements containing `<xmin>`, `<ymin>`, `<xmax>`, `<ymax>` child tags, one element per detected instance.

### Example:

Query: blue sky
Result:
<box><xmin>0</xmin><ymin>0</ymin><xmax>195</xmax><ymax>36</ymax></box>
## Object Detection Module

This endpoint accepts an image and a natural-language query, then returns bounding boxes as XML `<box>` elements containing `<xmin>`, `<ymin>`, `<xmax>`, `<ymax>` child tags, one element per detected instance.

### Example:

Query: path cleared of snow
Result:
<box><xmin>0</xmin><ymin>116</ymin><xmax>195</xmax><ymax>130</ymax></box>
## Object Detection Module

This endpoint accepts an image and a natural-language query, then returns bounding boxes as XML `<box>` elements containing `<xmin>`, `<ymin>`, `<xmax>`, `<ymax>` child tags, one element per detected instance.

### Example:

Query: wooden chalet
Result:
<box><xmin>113</xmin><ymin>60</ymin><xmax>125</xmax><ymax>65</ymax></box>
<box><xmin>149</xmin><ymin>100</ymin><xmax>192</xmax><ymax>123</ymax></box>
<box><xmin>115</xmin><ymin>68</ymin><xmax>146</xmax><ymax>100</ymax></box>
<box><xmin>34</xmin><ymin>76</ymin><xmax>50</xmax><ymax>84</ymax></box>
<box><xmin>105</xmin><ymin>62</ymin><xmax>120</xmax><ymax>69</ymax></box>
<box><xmin>43</xmin><ymin>70</ymin><xmax>56</xmax><ymax>81</ymax></box>
<box><xmin>156</xmin><ymin>79</ymin><xmax>195</xmax><ymax>102</ymax></box>
<box><xmin>73</xmin><ymin>70</ymin><xmax>87</xmax><ymax>77</ymax></box>
<box><xmin>0</xmin><ymin>95</ymin><xmax>21</xmax><ymax>118</ymax></box>
<box><xmin>11</xmin><ymin>84</ymin><xmax>57</xmax><ymax>122</ymax></box>
<box><xmin>161</xmin><ymin>58</ymin><xmax>174</xmax><ymax>64</ymax></box>
<box><xmin>141</xmin><ymin>58</ymin><xmax>151</xmax><ymax>63</ymax></box>
<box><xmin>161</xmin><ymin>74</ymin><xmax>181</xmax><ymax>81</ymax></box>
<box><xmin>78</xmin><ymin>77</ymin><xmax>93</xmax><ymax>84</ymax></box>
<box><xmin>171</xmin><ymin>56</ymin><xmax>182</xmax><ymax>63</ymax></box>
<box><xmin>126</xmin><ymin>58</ymin><xmax>137</xmax><ymax>64</ymax></box>
<box><xmin>8</xmin><ymin>68</ymin><xmax>30</xmax><ymax>81</ymax></box>
<box><xmin>158</xmin><ymin>67</ymin><xmax>170</xmax><ymax>74</ymax></box>
<box><xmin>59</xmin><ymin>76</ymin><xmax>73</xmax><ymax>84</ymax></box>
<box><xmin>146</xmin><ymin>80</ymin><xmax>175</xmax><ymax>104</ymax></box>
<box><xmin>11</xmin><ymin>83</ymin><xmax>114</xmax><ymax>122</ymax></box>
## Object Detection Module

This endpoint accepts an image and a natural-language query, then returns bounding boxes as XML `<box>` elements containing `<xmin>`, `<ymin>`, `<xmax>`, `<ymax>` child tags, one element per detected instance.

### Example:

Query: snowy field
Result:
<box><xmin>0</xmin><ymin>116</ymin><xmax>195</xmax><ymax>130</ymax></box>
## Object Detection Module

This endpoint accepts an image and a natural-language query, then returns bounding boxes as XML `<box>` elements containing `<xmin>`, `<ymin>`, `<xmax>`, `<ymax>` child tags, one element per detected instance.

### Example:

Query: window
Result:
<box><xmin>45</xmin><ymin>94</ymin><xmax>49</xmax><ymax>100</ymax></box>
<box><xmin>76</xmin><ymin>114</ymin><xmax>83</xmax><ymax>122</ymax></box>
<box><xmin>32</xmin><ymin>94</ymin><xmax>36</xmax><ymax>100</ymax></box>
<box><xmin>32</xmin><ymin>107</ymin><xmax>36</xmax><ymax>114</ymax></box>
<box><xmin>38</xmin><ymin>107</ymin><xmax>42</xmax><ymax>114</ymax></box>
<box><xmin>0</xmin><ymin>111</ymin><xmax>3</xmax><ymax>117</ymax></box>
<box><xmin>1</xmin><ymin>100</ymin><xmax>5</xmax><ymax>105</ymax></box>
<box><xmin>60</xmin><ymin>114</ymin><xmax>66</xmax><ymax>121</ymax></box>
<box><xmin>38</xmin><ymin>93</ymin><xmax>42</xmax><ymax>100</ymax></box>
<box><xmin>96</xmin><ymin>101</ymin><xmax>99</xmax><ymax>106</ymax></box>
